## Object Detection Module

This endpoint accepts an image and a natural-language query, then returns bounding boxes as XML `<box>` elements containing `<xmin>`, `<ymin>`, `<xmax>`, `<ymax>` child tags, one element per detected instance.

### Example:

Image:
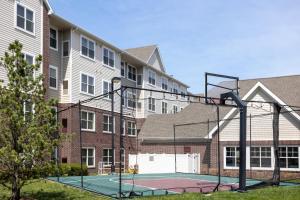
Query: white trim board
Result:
<box><xmin>206</xmin><ymin>81</ymin><xmax>300</xmax><ymax>139</ymax></box>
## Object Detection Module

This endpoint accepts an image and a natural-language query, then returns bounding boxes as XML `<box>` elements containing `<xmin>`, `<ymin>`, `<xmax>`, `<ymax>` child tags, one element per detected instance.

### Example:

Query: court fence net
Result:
<box><xmin>50</xmin><ymin>85</ymin><xmax>300</xmax><ymax>199</ymax></box>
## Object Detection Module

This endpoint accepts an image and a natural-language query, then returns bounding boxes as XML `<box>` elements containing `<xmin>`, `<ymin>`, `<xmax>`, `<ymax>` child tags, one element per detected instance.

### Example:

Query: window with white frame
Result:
<box><xmin>81</xmin><ymin>111</ymin><xmax>95</xmax><ymax>131</ymax></box>
<box><xmin>121</xmin><ymin>120</ymin><xmax>125</xmax><ymax>135</ymax></box>
<box><xmin>173</xmin><ymin>105</ymin><xmax>178</xmax><ymax>114</ymax></box>
<box><xmin>103</xmin><ymin>115</ymin><xmax>114</xmax><ymax>133</ymax></box>
<box><xmin>137</xmin><ymin>74</ymin><xmax>143</xmax><ymax>86</ymax></box>
<box><xmin>127</xmin><ymin>121</ymin><xmax>137</xmax><ymax>136</ymax></box>
<box><xmin>162</xmin><ymin>102</ymin><xmax>168</xmax><ymax>114</ymax></box>
<box><xmin>103</xmin><ymin>47</ymin><xmax>115</xmax><ymax>68</ymax></box>
<box><xmin>181</xmin><ymin>91</ymin><xmax>186</xmax><ymax>98</ymax></box>
<box><xmin>81</xmin><ymin>36</ymin><xmax>95</xmax><ymax>60</ymax></box>
<box><xmin>161</xmin><ymin>77</ymin><xmax>168</xmax><ymax>90</ymax></box>
<box><xmin>102</xmin><ymin>80</ymin><xmax>112</xmax><ymax>100</ymax></box>
<box><xmin>127</xmin><ymin>90</ymin><xmax>136</xmax><ymax>109</ymax></box>
<box><xmin>250</xmin><ymin>147</ymin><xmax>272</xmax><ymax>168</ymax></box>
<box><xmin>63</xmin><ymin>41</ymin><xmax>69</xmax><ymax>57</ymax></box>
<box><xmin>121</xmin><ymin>62</ymin><xmax>125</xmax><ymax>77</ymax></box>
<box><xmin>81</xmin><ymin>73</ymin><xmax>95</xmax><ymax>95</ymax></box>
<box><xmin>173</xmin><ymin>83</ymin><xmax>178</xmax><ymax>94</ymax></box>
<box><xmin>148</xmin><ymin>70</ymin><xmax>156</xmax><ymax>85</ymax></box>
<box><xmin>148</xmin><ymin>97</ymin><xmax>155</xmax><ymax>112</ymax></box>
<box><xmin>49</xmin><ymin>65</ymin><xmax>58</xmax><ymax>90</ymax></box>
<box><xmin>50</xmin><ymin>28</ymin><xmax>58</xmax><ymax>50</ymax></box>
<box><xmin>23</xmin><ymin>101</ymin><xmax>33</xmax><ymax>122</ymax></box>
<box><xmin>121</xmin><ymin>148</ymin><xmax>125</xmax><ymax>168</ymax></box>
<box><xmin>16</xmin><ymin>3</ymin><xmax>34</xmax><ymax>33</ymax></box>
<box><xmin>225</xmin><ymin>147</ymin><xmax>239</xmax><ymax>167</ymax></box>
<box><xmin>81</xmin><ymin>148</ymin><xmax>95</xmax><ymax>168</ymax></box>
<box><xmin>127</xmin><ymin>65</ymin><xmax>136</xmax><ymax>81</ymax></box>
<box><xmin>24</xmin><ymin>53</ymin><xmax>34</xmax><ymax>77</ymax></box>
<box><xmin>279</xmin><ymin>147</ymin><xmax>299</xmax><ymax>169</ymax></box>
<box><xmin>103</xmin><ymin>148</ymin><xmax>113</xmax><ymax>167</ymax></box>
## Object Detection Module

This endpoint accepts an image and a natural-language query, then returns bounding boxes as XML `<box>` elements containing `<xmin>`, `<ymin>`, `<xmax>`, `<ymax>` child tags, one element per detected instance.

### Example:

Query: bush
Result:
<box><xmin>50</xmin><ymin>163</ymin><xmax>88</xmax><ymax>177</ymax></box>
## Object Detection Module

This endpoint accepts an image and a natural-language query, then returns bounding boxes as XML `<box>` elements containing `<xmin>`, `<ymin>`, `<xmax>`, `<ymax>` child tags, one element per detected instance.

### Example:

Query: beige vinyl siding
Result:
<box><xmin>148</xmin><ymin>49</ymin><xmax>163</xmax><ymax>72</ymax></box>
<box><xmin>0</xmin><ymin>0</ymin><xmax>42</xmax><ymax>85</ymax></box>
<box><xmin>60</xmin><ymin>31</ymin><xmax>71</xmax><ymax>102</ymax></box>
<box><xmin>48</xmin><ymin>26</ymin><xmax>61</xmax><ymax>99</ymax></box>
<box><xmin>70</xmin><ymin>30</ymin><xmax>121</xmax><ymax>111</ymax></box>
<box><xmin>220</xmin><ymin>90</ymin><xmax>300</xmax><ymax>141</ymax></box>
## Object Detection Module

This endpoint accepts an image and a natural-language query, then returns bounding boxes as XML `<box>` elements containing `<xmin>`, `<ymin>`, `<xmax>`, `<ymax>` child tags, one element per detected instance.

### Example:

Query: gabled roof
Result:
<box><xmin>125</xmin><ymin>45</ymin><xmax>157</xmax><ymax>63</ymax></box>
<box><xmin>139</xmin><ymin>75</ymin><xmax>300</xmax><ymax>142</ymax></box>
<box><xmin>44</xmin><ymin>0</ymin><xmax>53</xmax><ymax>14</ymax></box>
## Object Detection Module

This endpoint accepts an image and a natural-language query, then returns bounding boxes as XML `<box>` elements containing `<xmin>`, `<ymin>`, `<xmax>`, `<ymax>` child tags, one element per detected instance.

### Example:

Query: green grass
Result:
<box><xmin>0</xmin><ymin>180</ymin><xmax>299</xmax><ymax>200</ymax></box>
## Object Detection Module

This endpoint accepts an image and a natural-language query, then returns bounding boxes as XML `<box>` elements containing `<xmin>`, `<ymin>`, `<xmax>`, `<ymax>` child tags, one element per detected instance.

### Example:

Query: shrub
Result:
<box><xmin>49</xmin><ymin>163</ymin><xmax>88</xmax><ymax>177</ymax></box>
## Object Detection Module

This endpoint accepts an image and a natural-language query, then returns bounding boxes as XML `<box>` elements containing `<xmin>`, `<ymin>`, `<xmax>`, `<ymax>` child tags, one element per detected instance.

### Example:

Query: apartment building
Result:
<box><xmin>0</xmin><ymin>0</ymin><xmax>190</xmax><ymax>173</ymax></box>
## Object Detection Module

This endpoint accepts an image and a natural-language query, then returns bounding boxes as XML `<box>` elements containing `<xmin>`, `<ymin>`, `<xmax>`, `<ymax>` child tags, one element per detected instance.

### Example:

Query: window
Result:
<box><xmin>173</xmin><ymin>84</ymin><xmax>178</xmax><ymax>94</ymax></box>
<box><xmin>162</xmin><ymin>102</ymin><xmax>168</xmax><ymax>114</ymax></box>
<box><xmin>81</xmin><ymin>73</ymin><xmax>95</xmax><ymax>95</ymax></box>
<box><xmin>81</xmin><ymin>111</ymin><xmax>95</xmax><ymax>131</ymax></box>
<box><xmin>23</xmin><ymin>101</ymin><xmax>33</xmax><ymax>122</ymax></box>
<box><xmin>121</xmin><ymin>120</ymin><xmax>125</xmax><ymax>135</ymax></box>
<box><xmin>103</xmin><ymin>148</ymin><xmax>114</xmax><ymax>167</ymax></box>
<box><xmin>102</xmin><ymin>80</ymin><xmax>112</xmax><ymax>100</ymax></box>
<box><xmin>121</xmin><ymin>62</ymin><xmax>125</xmax><ymax>77</ymax></box>
<box><xmin>82</xmin><ymin>148</ymin><xmax>95</xmax><ymax>168</ymax></box>
<box><xmin>103</xmin><ymin>115</ymin><xmax>114</xmax><ymax>133</ymax></box>
<box><xmin>250</xmin><ymin>147</ymin><xmax>272</xmax><ymax>168</ymax></box>
<box><xmin>181</xmin><ymin>91</ymin><xmax>186</xmax><ymax>98</ymax></box>
<box><xmin>16</xmin><ymin>3</ymin><xmax>34</xmax><ymax>34</ymax></box>
<box><xmin>127</xmin><ymin>121</ymin><xmax>137</xmax><ymax>136</ymax></box>
<box><xmin>225</xmin><ymin>147</ymin><xmax>240</xmax><ymax>167</ymax></box>
<box><xmin>162</xmin><ymin>77</ymin><xmax>168</xmax><ymax>90</ymax></box>
<box><xmin>148</xmin><ymin>97</ymin><xmax>155</xmax><ymax>112</ymax></box>
<box><xmin>24</xmin><ymin>53</ymin><xmax>34</xmax><ymax>77</ymax></box>
<box><xmin>63</xmin><ymin>80</ymin><xmax>68</xmax><ymax>95</ymax></box>
<box><xmin>148</xmin><ymin>70</ymin><xmax>156</xmax><ymax>85</ymax></box>
<box><xmin>279</xmin><ymin>147</ymin><xmax>299</xmax><ymax>169</ymax></box>
<box><xmin>121</xmin><ymin>148</ymin><xmax>125</xmax><ymax>169</ymax></box>
<box><xmin>81</xmin><ymin>36</ymin><xmax>95</xmax><ymax>60</ymax></box>
<box><xmin>62</xmin><ymin>41</ymin><xmax>69</xmax><ymax>57</ymax></box>
<box><xmin>173</xmin><ymin>105</ymin><xmax>178</xmax><ymax>114</ymax></box>
<box><xmin>50</xmin><ymin>28</ymin><xmax>58</xmax><ymax>50</ymax></box>
<box><xmin>49</xmin><ymin>65</ymin><xmax>58</xmax><ymax>90</ymax></box>
<box><xmin>127</xmin><ymin>65</ymin><xmax>136</xmax><ymax>81</ymax></box>
<box><xmin>103</xmin><ymin>47</ymin><xmax>115</xmax><ymax>68</ymax></box>
<box><xmin>137</xmin><ymin>74</ymin><xmax>143</xmax><ymax>86</ymax></box>
<box><xmin>127</xmin><ymin>90</ymin><xmax>136</xmax><ymax>109</ymax></box>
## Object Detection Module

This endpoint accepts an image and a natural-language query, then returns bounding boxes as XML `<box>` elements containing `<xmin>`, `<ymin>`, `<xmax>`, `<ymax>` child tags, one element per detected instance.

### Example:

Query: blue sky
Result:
<box><xmin>49</xmin><ymin>0</ymin><xmax>300</xmax><ymax>93</ymax></box>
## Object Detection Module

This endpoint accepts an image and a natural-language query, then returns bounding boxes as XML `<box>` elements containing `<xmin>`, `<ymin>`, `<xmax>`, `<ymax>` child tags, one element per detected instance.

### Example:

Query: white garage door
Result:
<box><xmin>129</xmin><ymin>153</ymin><xmax>200</xmax><ymax>174</ymax></box>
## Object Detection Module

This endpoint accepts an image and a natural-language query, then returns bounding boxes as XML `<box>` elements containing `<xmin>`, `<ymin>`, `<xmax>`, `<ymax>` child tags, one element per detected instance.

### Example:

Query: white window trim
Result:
<box><xmin>127</xmin><ymin>90</ymin><xmax>136</xmax><ymax>110</ymax></box>
<box><xmin>161</xmin><ymin>77</ymin><xmax>168</xmax><ymax>91</ymax></box>
<box><xmin>103</xmin><ymin>114</ymin><xmax>115</xmax><ymax>134</ymax></box>
<box><xmin>127</xmin><ymin>121</ymin><xmax>137</xmax><ymax>137</ymax></box>
<box><xmin>278</xmin><ymin>146</ymin><xmax>300</xmax><ymax>171</ymax></box>
<box><xmin>102</xmin><ymin>79</ymin><xmax>112</xmax><ymax>100</ymax></box>
<box><xmin>148</xmin><ymin>69</ymin><xmax>156</xmax><ymax>86</ymax></box>
<box><xmin>102</xmin><ymin>46</ymin><xmax>115</xmax><ymax>69</ymax></box>
<box><xmin>223</xmin><ymin>146</ymin><xmax>239</xmax><ymax>170</ymax></box>
<box><xmin>62</xmin><ymin>40</ymin><xmax>70</xmax><ymax>57</ymax></box>
<box><xmin>162</xmin><ymin>101</ymin><xmax>168</xmax><ymax>114</ymax></box>
<box><xmin>23</xmin><ymin>51</ymin><xmax>36</xmax><ymax>78</ymax></box>
<box><xmin>81</xmin><ymin>110</ymin><xmax>96</xmax><ymax>132</ymax></box>
<box><xmin>23</xmin><ymin>101</ymin><xmax>35</xmax><ymax>121</ymax></box>
<box><xmin>147</xmin><ymin>96</ymin><xmax>156</xmax><ymax>112</ymax></box>
<box><xmin>121</xmin><ymin>62</ymin><xmax>125</xmax><ymax>78</ymax></box>
<box><xmin>102</xmin><ymin>148</ymin><xmax>115</xmax><ymax>167</ymax></box>
<box><xmin>249</xmin><ymin>146</ymin><xmax>273</xmax><ymax>170</ymax></box>
<box><xmin>15</xmin><ymin>2</ymin><xmax>35</xmax><ymax>36</ymax></box>
<box><xmin>80</xmin><ymin>35</ymin><xmax>96</xmax><ymax>61</ymax></box>
<box><xmin>137</xmin><ymin>74</ymin><xmax>143</xmax><ymax>86</ymax></box>
<box><xmin>121</xmin><ymin>120</ymin><xmax>126</xmax><ymax>136</ymax></box>
<box><xmin>127</xmin><ymin>64</ymin><xmax>137</xmax><ymax>82</ymax></box>
<box><xmin>82</xmin><ymin>147</ymin><xmax>95</xmax><ymax>168</ymax></box>
<box><xmin>50</xmin><ymin>26</ymin><xmax>58</xmax><ymax>51</ymax></box>
<box><xmin>49</xmin><ymin>65</ymin><xmax>58</xmax><ymax>90</ymax></box>
<box><xmin>173</xmin><ymin>104</ymin><xmax>178</xmax><ymax>114</ymax></box>
<box><xmin>80</xmin><ymin>72</ymin><xmax>95</xmax><ymax>96</ymax></box>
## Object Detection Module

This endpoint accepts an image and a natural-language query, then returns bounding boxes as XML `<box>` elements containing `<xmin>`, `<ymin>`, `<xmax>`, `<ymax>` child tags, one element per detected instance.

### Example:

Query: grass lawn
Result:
<box><xmin>0</xmin><ymin>179</ymin><xmax>299</xmax><ymax>200</ymax></box>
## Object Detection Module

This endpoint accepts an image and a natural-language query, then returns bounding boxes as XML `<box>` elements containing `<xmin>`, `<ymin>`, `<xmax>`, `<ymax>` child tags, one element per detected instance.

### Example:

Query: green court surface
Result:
<box><xmin>48</xmin><ymin>173</ymin><xmax>267</xmax><ymax>198</ymax></box>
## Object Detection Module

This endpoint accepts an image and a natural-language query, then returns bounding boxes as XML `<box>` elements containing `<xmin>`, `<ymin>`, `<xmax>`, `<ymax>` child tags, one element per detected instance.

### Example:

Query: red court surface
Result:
<box><xmin>124</xmin><ymin>178</ymin><xmax>238</xmax><ymax>193</ymax></box>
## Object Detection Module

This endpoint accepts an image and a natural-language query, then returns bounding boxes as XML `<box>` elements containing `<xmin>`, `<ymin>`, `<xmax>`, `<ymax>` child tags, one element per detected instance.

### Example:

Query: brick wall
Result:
<box><xmin>42</xmin><ymin>4</ymin><xmax>50</xmax><ymax>99</ymax></box>
<box><xmin>58</xmin><ymin>103</ymin><xmax>139</xmax><ymax>173</ymax></box>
